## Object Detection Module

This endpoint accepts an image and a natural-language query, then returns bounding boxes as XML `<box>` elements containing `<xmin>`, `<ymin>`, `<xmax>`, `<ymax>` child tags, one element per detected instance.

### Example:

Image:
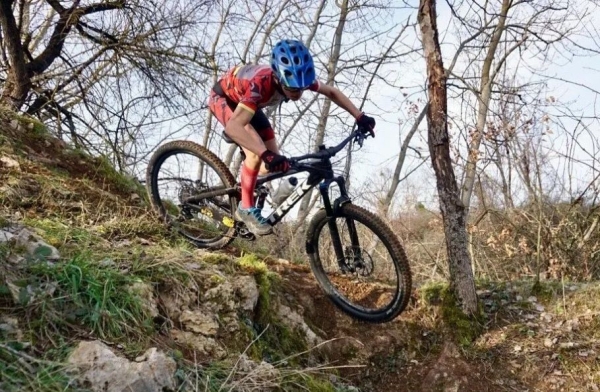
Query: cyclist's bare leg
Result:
<box><xmin>239</xmin><ymin>124</ymin><xmax>262</xmax><ymax>209</ymax></box>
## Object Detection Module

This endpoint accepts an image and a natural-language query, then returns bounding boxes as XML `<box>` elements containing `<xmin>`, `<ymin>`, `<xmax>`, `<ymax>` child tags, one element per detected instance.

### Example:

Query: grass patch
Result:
<box><xmin>176</xmin><ymin>358</ymin><xmax>341</xmax><ymax>392</ymax></box>
<box><xmin>22</xmin><ymin>218</ymin><xmax>95</xmax><ymax>249</ymax></box>
<box><xmin>94</xmin><ymin>214</ymin><xmax>167</xmax><ymax>241</ymax></box>
<box><xmin>95</xmin><ymin>155</ymin><xmax>146</xmax><ymax>198</ymax></box>
<box><xmin>0</xmin><ymin>343</ymin><xmax>89</xmax><ymax>392</ymax></box>
<box><xmin>530</xmin><ymin>280</ymin><xmax>563</xmax><ymax>303</ymax></box>
<box><xmin>18</xmin><ymin>252</ymin><xmax>154</xmax><ymax>345</ymax></box>
<box><xmin>129</xmin><ymin>248</ymin><xmax>195</xmax><ymax>285</ymax></box>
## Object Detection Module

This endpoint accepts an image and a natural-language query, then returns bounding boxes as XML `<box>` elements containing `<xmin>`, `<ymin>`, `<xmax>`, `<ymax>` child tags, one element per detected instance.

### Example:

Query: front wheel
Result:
<box><xmin>306</xmin><ymin>204</ymin><xmax>412</xmax><ymax>323</ymax></box>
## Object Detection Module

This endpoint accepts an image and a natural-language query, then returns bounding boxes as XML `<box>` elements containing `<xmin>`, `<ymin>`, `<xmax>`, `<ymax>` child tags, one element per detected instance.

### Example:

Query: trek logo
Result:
<box><xmin>268</xmin><ymin>179</ymin><xmax>313</xmax><ymax>223</ymax></box>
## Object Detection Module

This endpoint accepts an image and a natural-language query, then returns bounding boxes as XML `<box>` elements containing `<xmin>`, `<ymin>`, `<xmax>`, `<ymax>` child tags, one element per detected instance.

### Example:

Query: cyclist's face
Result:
<box><xmin>282</xmin><ymin>86</ymin><xmax>305</xmax><ymax>101</ymax></box>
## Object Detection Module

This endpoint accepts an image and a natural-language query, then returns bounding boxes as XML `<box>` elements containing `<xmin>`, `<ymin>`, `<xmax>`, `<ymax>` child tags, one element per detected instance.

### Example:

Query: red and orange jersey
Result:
<box><xmin>218</xmin><ymin>64</ymin><xmax>320</xmax><ymax>114</ymax></box>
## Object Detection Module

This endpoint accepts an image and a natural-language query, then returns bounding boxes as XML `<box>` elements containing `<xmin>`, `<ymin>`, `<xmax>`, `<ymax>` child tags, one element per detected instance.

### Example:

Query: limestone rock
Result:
<box><xmin>7</xmin><ymin>280</ymin><xmax>57</xmax><ymax>305</ymax></box>
<box><xmin>277</xmin><ymin>304</ymin><xmax>322</xmax><ymax>346</ymax></box>
<box><xmin>158</xmin><ymin>281</ymin><xmax>197</xmax><ymax>321</ymax></box>
<box><xmin>67</xmin><ymin>340</ymin><xmax>176</xmax><ymax>392</ymax></box>
<box><xmin>232</xmin><ymin>275</ymin><xmax>259</xmax><ymax>312</ymax></box>
<box><xmin>180</xmin><ymin>310</ymin><xmax>219</xmax><ymax>336</ymax></box>
<box><xmin>204</xmin><ymin>281</ymin><xmax>236</xmax><ymax>312</ymax></box>
<box><xmin>171</xmin><ymin>329</ymin><xmax>226</xmax><ymax>358</ymax></box>
<box><xmin>0</xmin><ymin>230</ymin><xmax>14</xmax><ymax>243</ymax></box>
<box><xmin>0</xmin><ymin>316</ymin><xmax>23</xmax><ymax>341</ymax></box>
<box><xmin>15</xmin><ymin>228</ymin><xmax>60</xmax><ymax>260</ymax></box>
<box><xmin>232</xmin><ymin>354</ymin><xmax>280</xmax><ymax>390</ymax></box>
<box><xmin>129</xmin><ymin>282</ymin><xmax>159</xmax><ymax>318</ymax></box>
<box><xmin>0</xmin><ymin>156</ymin><xmax>20</xmax><ymax>170</ymax></box>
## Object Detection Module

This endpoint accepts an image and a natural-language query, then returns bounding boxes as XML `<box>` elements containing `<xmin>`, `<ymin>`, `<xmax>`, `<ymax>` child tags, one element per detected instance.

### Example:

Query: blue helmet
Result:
<box><xmin>271</xmin><ymin>39</ymin><xmax>316</xmax><ymax>89</ymax></box>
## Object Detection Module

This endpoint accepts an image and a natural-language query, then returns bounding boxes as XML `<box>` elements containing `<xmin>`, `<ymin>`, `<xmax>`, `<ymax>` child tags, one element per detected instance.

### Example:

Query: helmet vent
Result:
<box><xmin>304</xmin><ymin>54</ymin><xmax>309</xmax><ymax>62</ymax></box>
<box><xmin>284</xmin><ymin>70</ymin><xmax>292</xmax><ymax>77</ymax></box>
<box><xmin>290</xmin><ymin>46</ymin><xmax>297</xmax><ymax>54</ymax></box>
<box><xmin>293</xmin><ymin>56</ymin><xmax>300</xmax><ymax>65</ymax></box>
<box><xmin>281</xmin><ymin>56</ymin><xmax>290</xmax><ymax>65</ymax></box>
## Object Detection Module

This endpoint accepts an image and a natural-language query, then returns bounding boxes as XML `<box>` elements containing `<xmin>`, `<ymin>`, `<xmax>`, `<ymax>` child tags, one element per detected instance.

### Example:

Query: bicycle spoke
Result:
<box><xmin>152</xmin><ymin>150</ymin><xmax>232</xmax><ymax>243</ymax></box>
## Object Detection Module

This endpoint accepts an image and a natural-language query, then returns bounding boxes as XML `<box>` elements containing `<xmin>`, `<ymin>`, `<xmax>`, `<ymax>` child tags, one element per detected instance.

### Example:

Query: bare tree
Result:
<box><xmin>0</xmin><ymin>0</ymin><xmax>217</xmax><ymax>170</ymax></box>
<box><xmin>418</xmin><ymin>0</ymin><xmax>478</xmax><ymax>314</ymax></box>
<box><xmin>440</xmin><ymin>0</ymin><xmax>586</xmax><ymax>214</ymax></box>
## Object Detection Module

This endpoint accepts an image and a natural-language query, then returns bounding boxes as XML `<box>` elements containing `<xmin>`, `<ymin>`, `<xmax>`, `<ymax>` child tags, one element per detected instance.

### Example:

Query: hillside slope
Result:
<box><xmin>1</xmin><ymin>112</ymin><xmax>600</xmax><ymax>392</ymax></box>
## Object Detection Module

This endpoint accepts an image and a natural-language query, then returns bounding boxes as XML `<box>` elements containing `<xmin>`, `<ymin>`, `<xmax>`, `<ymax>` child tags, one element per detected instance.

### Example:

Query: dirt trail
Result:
<box><xmin>274</xmin><ymin>264</ymin><xmax>515</xmax><ymax>392</ymax></box>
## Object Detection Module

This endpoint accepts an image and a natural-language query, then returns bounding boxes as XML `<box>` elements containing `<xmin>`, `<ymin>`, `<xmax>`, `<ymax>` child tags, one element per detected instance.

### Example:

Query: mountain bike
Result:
<box><xmin>146</xmin><ymin>127</ymin><xmax>412</xmax><ymax>323</ymax></box>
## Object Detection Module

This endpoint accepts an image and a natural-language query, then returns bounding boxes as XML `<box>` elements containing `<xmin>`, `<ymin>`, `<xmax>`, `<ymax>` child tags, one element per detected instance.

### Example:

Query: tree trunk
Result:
<box><xmin>0</xmin><ymin>0</ymin><xmax>31</xmax><ymax>109</ymax></box>
<box><xmin>295</xmin><ymin>0</ymin><xmax>348</xmax><ymax>229</ymax></box>
<box><xmin>380</xmin><ymin>106</ymin><xmax>427</xmax><ymax>216</ymax></box>
<box><xmin>460</xmin><ymin>0</ymin><xmax>511</xmax><ymax>212</ymax></box>
<box><xmin>418</xmin><ymin>0</ymin><xmax>478</xmax><ymax>315</ymax></box>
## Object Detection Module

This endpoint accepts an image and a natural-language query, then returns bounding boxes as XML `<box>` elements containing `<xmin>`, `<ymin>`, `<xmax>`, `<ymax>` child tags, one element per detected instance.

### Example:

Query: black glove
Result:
<box><xmin>356</xmin><ymin>112</ymin><xmax>375</xmax><ymax>137</ymax></box>
<box><xmin>260</xmin><ymin>150</ymin><xmax>290</xmax><ymax>172</ymax></box>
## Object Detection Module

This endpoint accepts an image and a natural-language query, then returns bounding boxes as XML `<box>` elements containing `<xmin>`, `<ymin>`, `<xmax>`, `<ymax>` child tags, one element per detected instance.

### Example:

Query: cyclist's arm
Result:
<box><xmin>224</xmin><ymin>106</ymin><xmax>268</xmax><ymax>156</ymax></box>
<box><xmin>317</xmin><ymin>84</ymin><xmax>362</xmax><ymax>119</ymax></box>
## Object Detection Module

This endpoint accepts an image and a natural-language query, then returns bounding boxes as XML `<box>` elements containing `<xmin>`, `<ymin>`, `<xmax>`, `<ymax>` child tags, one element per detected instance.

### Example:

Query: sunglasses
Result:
<box><xmin>282</xmin><ymin>86</ymin><xmax>306</xmax><ymax>93</ymax></box>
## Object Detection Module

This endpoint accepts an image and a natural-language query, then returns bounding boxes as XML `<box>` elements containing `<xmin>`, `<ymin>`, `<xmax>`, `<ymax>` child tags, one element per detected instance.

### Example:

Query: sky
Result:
<box><xmin>122</xmin><ymin>0</ymin><xmax>600</xmax><ymax>213</ymax></box>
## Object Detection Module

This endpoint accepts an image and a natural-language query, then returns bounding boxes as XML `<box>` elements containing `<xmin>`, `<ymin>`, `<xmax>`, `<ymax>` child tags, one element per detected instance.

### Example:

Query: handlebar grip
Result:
<box><xmin>357</xmin><ymin>124</ymin><xmax>374</xmax><ymax>138</ymax></box>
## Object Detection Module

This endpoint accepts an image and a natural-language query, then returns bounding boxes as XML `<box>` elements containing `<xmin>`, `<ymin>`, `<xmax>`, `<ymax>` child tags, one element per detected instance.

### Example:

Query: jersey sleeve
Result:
<box><xmin>237</xmin><ymin>81</ymin><xmax>261</xmax><ymax>114</ymax></box>
<box><xmin>308</xmin><ymin>80</ymin><xmax>321</xmax><ymax>92</ymax></box>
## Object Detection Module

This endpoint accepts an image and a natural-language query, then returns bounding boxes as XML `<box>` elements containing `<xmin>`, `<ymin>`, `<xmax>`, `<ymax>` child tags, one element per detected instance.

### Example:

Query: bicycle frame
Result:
<box><xmin>189</xmin><ymin>126</ymin><xmax>367</xmax><ymax>229</ymax></box>
<box><xmin>256</xmin><ymin>158</ymin><xmax>351</xmax><ymax>226</ymax></box>
<box><xmin>187</xmin><ymin>128</ymin><xmax>368</xmax><ymax>270</ymax></box>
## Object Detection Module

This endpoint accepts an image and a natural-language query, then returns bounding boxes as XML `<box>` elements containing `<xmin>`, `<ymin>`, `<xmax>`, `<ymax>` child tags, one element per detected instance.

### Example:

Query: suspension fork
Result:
<box><xmin>335</xmin><ymin>177</ymin><xmax>362</xmax><ymax>263</ymax></box>
<box><xmin>319</xmin><ymin>176</ymin><xmax>360</xmax><ymax>272</ymax></box>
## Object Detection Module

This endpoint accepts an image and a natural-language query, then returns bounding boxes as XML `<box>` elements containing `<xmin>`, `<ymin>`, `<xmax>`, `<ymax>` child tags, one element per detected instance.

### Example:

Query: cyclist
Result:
<box><xmin>208</xmin><ymin>39</ymin><xmax>375</xmax><ymax>235</ymax></box>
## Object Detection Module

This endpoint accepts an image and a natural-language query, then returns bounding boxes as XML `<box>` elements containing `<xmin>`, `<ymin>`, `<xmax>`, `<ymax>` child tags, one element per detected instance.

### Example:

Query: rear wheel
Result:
<box><xmin>306</xmin><ymin>204</ymin><xmax>412</xmax><ymax>323</ymax></box>
<box><xmin>146</xmin><ymin>140</ymin><xmax>237</xmax><ymax>249</ymax></box>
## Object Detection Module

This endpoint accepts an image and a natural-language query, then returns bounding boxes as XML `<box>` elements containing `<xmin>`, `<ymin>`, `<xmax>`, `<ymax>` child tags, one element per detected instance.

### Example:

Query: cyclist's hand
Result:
<box><xmin>260</xmin><ymin>150</ymin><xmax>291</xmax><ymax>172</ymax></box>
<box><xmin>356</xmin><ymin>113</ymin><xmax>375</xmax><ymax>137</ymax></box>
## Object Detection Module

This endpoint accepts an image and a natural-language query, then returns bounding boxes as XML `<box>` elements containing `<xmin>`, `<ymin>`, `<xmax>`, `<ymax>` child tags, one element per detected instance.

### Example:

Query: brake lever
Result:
<box><xmin>354</xmin><ymin>131</ymin><xmax>366</xmax><ymax>147</ymax></box>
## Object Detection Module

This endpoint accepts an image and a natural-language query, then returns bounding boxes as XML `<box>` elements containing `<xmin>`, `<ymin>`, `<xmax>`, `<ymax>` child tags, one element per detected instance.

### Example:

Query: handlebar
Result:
<box><xmin>289</xmin><ymin>126</ymin><xmax>371</xmax><ymax>167</ymax></box>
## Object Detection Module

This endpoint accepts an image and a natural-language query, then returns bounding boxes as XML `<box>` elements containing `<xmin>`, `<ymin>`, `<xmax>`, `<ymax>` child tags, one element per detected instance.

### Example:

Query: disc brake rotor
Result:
<box><xmin>344</xmin><ymin>246</ymin><xmax>374</xmax><ymax>276</ymax></box>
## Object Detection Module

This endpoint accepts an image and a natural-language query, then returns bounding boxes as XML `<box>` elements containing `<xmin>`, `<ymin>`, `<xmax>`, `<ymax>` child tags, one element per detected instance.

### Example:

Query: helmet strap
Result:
<box><xmin>272</xmin><ymin>74</ymin><xmax>286</xmax><ymax>95</ymax></box>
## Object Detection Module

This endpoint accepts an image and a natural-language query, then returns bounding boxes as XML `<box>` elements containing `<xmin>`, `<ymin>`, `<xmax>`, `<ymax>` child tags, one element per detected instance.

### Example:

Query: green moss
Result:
<box><xmin>61</xmin><ymin>147</ymin><xmax>89</xmax><ymax>161</ymax></box>
<box><xmin>202</xmin><ymin>252</ymin><xmax>232</xmax><ymax>265</ymax></box>
<box><xmin>210</xmin><ymin>274</ymin><xmax>226</xmax><ymax>285</ymax></box>
<box><xmin>223</xmin><ymin>260</ymin><xmax>305</xmax><ymax>363</ymax></box>
<box><xmin>282</xmin><ymin>374</ymin><xmax>338</xmax><ymax>391</ymax></box>
<box><xmin>8</xmin><ymin>112</ymin><xmax>48</xmax><ymax>137</ymax></box>
<box><xmin>245</xmin><ymin>269</ymin><xmax>309</xmax><ymax>365</ymax></box>
<box><xmin>237</xmin><ymin>253</ymin><xmax>269</xmax><ymax>275</ymax></box>
<box><xmin>421</xmin><ymin>282</ymin><xmax>483</xmax><ymax>347</ymax></box>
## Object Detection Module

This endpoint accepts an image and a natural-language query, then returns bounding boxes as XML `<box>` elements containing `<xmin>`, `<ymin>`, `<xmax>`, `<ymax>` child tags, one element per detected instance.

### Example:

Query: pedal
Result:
<box><xmin>235</xmin><ymin>222</ymin><xmax>256</xmax><ymax>241</ymax></box>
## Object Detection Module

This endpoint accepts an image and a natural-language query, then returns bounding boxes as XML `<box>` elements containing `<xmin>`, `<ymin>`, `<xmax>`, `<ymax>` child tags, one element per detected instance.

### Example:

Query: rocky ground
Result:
<box><xmin>1</xmin><ymin>112</ymin><xmax>600</xmax><ymax>392</ymax></box>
